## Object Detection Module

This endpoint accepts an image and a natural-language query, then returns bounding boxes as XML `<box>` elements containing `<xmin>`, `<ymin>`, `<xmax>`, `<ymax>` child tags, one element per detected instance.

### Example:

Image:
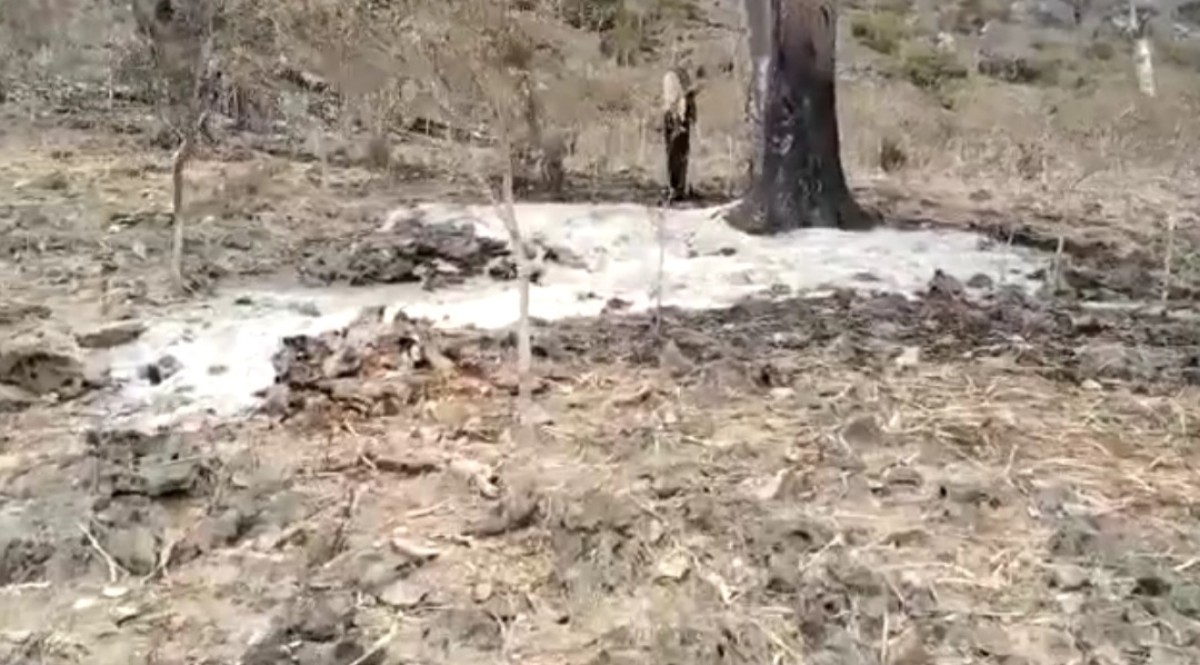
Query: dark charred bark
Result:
<box><xmin>663</xmin><ymin>90</ymin><xmax>696</xmax><ymax>203</ymax></box>
<box><xmin>728</xmin><ymin>0</ymin><xmax>874</xmax><ymax>233</ymax></box>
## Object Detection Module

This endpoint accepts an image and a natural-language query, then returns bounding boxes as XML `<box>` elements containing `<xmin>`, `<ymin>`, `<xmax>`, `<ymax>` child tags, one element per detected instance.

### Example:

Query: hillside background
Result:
<box><xmin>4</xmin><ymin>0</ymin><xmax>1199</xmax><ymax>188</ymax></box>
<box><xmin>1</xmin><ymin>0</ymin><xmax>1198</xmax><ymax>297</ymax></box>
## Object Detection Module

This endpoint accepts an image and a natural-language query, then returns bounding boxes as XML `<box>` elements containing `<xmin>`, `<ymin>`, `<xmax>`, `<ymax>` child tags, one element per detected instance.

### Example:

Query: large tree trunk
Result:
<box><xmin>728</xmin><ymin>0</ymin><xmax>873</xmax><ymax>233</ymax></box>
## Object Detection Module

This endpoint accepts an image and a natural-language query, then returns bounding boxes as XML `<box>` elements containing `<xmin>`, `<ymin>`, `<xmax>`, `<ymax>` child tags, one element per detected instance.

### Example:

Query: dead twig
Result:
<box><xmin>265</xmin><ymin>499</ymin><xmax>340</xmax><ymax>551</ymax></box>
<box><xmin>650</xmin><ymin>204</ymin><xmax>667</xmax><ymax>337</ymax></box>
<box><xmin>750</xmin><ymin>617</ymin><xmax>805</xmax><ymax>664</ymax></box>
<box><xmin>77</xmin><ymin>521</ymin><xmax>128</xmax><ymax>584</ymax></box>
<box><xmin>347</xmin><ymin>619</ymin><xmax>399</xmax><ymax>665</ymax></box>
<box><xmin>1050</xmin><ymin>234</ymin><xmax>1065</xmax><ymax>297</ymax></box>
<box><xmin>332</xmin><ymin>483</ymin><xmax>367</xmax><ymax>556</ymax></box>
<box><xmin>1163</xmin><ymin>214</ymin><xmax>1176</xmax><ymax>302</ymax></box>
<box><xmin>145</xmin><ymin>531</ymin><xmax>181</xmax><ymax>583</ymax></box>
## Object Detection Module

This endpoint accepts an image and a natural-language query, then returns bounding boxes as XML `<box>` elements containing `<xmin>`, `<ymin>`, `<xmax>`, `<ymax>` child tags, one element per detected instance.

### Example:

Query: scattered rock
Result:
<box><xmin>469</xmin><ymin>479</ymin><xmax>540</xmax><ymax>537</ymax></box>
<box><xmin>839</xmin><ymin>415</ymin><xmax>885</xmax><ymax>448</ymax></box>
<box><xmin>472</xmin><ymin>581</ymin><xmax>494</xmax><ymax>603</ymax></box>
<box><xmin>966</xmin><ymin>624</ymin><xmax>1014</xmax><ymax>659</ymax></box>
<box><xmin>0</xmin><ymin>534</ymin><xmax>56</xmax><ymax>585</ymax></box>
<box><xmin>101</xmin><ymin>585</ymin><xmax>130</xmax><ymax>599</ymax></box>
<box><xmin>175</xmin><ymin>508</ymin><xmax>246</xmax><ymax>559</ymax></box>
<box><xmin>378</xmin><ymin>579</ymin><xmax>429</xmax><ymax>609</ymax></box>
<box><xmin>0</xmin><ymin>301</ymin><xmax>51</xmax><ymax>326</ymax></box>
<box><xmin>290</xmin><ymin>301</ymin><xmax>321</xmax><ymax>317</ymax></box>
<box><xmin>111</xmin><ymin>603</ymin><xmax>145</xmax><ymax>625</ymax></box>
<box><xmin>75</xmin><ymin>321</ymin><xmax>146</xmax><ymax>349</ymax></box>
<box><xmin>887</xmin><ymin>627</ymin><xmax>931</xmax><ymax>665</ymax></box>
<box><xmin>654</xmin><ymin>551</ymin><xmax>691</xmax><ymax>581</ymax></box>
<box><xmin>740</xmin><ymin>469</ymin><xmax>793</xmax><ymax>501</ymax></box>
<box><xmin>139</xmin><ymin>354</ymin><xmax>182</xmax><ymax>385</ymax></box>
<box><xmin>976</xmin><ymin>32</ymin><xmax>1056</xmax><ymax>85</ymax></box>
<box><xmin>1047</xmin><ymin>518</ymin><xmax>1104</xmax><ymax>559</ymax></box>
<box><xmin>293</xmin><ymin>640</ymin><xmax>373</xmax><ymax>665</ymax></box>
<box><xmin>1047</xmin><ymin>565</ymin><xmax>1090</xmax><ymax>591</ymax></box>
<box><xmin>1170</xmin><ymin>583</ymin><xmax>1200</xmax><ymax>618</ymax></box>
<box><xmin>966</xmin><ymin>273</ymin><xmax>994</xmax><ymax>289</ymax></box>
<box><xmin>434</xmin><ymin>607</ymin><xmax>503</xmax><ymax>651</ymax></box>
<box><xmin>259</xmin><ymin>384</ymin><xmax>292</xmax><ymax>417</ymax></box>
<box><xmin>659</xmin><ymin>339</ymin><xmax>694</xmax><ymax>377</ymax></box>
<box><xmin>927</xmin><ymin>269</ymin><xmax>966</xmax><ymax>299</ymax></box>
<box><xmin>894</xmin><ymin>345</ymin><xmax>921</xmax><ymax>368</ymax></box>
<box><xmin>1075</xmin><ymin>341</ymin><xmax>1187</xmax><ymax>383</ymax></box>
<box><xmin>938</xmin><ymin>481</ymin><xmax>1000</xmax><ymax>508</ymax></box>
<box><xmin>101</xmin><ymin>524</ymin><xmax>159</xmax><ymax>576</ymax></box>
<box><xmin>85</xmin><ymin>429</ymin><xmax>215</xmax><ymax>499</ymax></box>
<box><xmin>1132</xmin><ymin>574</ymin><xmax>1171</xmax><ymax>597</ymax></box>
<box><xmin>0</xmin><ymin>383</ymin><xmax>36</xmax><ymax>412</ymax></box>
<box><xmin>0</xmin><ymin>327</ymin><xmax>89</xmax><ymax>398</ymax></box>
<box><xmin>321</xmin><ymin>548</ymin><xmax>430</xmax><ymax>599</ymax></box>
<box><xmin>268</xmin><ymin>308</ymin><xmax>451</xmax><ymax>420</ymax></box>
<box><xmin>602</xmin><ymin>297</ymin><xmax>632</xmax><ymax>314</ymax></box>
<box><xmin>881</xmin><ymin>466</ymin><xmax>923</xmax><ymax>488</ymax></box>
<box><xmin>883</xmin><ymin>528</ymin><xmax>930</xmax><ymax>548</ymax></box>
<box><xmin>32</xmin><ymin>170</ymin><xmax>69</xmax><ymax>191</ymax></box>
<box><xmin>449</xmin><ymin>458</ymin><xmax>501</xmax><ymax>499</ymax></box>
<box><xmin>560</xmin><ymin>488</ymin><xmax>639</xmax><ymax>534</ymax></box>
<box><xmin>242</xmin><ymin>607</ymin><xmax>382</xmax><ymax>665</ymax></box>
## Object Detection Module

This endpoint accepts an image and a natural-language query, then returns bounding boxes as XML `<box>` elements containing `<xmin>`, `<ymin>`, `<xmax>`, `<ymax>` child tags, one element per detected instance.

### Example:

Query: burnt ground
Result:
<box><xmin>3</xmin><ymin>98</ymin><xmax>1200</xmax><ymax>665</ymax></box>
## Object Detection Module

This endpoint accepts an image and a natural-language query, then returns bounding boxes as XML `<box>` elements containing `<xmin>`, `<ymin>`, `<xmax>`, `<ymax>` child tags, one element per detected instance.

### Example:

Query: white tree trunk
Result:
<box><xmin>1134</xmin><ymin>37</ymin><xmax>1156</xmax><ymax>97</ymax></box>
<box><xmin>170</xmin><ymin>135</ymin><xmax>194</xmax><ymax>294</ymax></box>
<box><xmin>492</xmin><ymin>131</ymin><xmax>533</xmax><ymax>420</ymax></box>
<box><xmin>1130</xmin><ymin>0</ymin><xmax>1156</xmax><ymax>97</ymax></box>
<box><xmin>742</xmin><ymin>0</ymin><xmax>771</xmax><ymax>181</ymax></box>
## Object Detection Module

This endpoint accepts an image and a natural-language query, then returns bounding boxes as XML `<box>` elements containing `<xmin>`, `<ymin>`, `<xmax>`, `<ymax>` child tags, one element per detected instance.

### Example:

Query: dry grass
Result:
<box><xmin>196</xmin><ymin>346</ymin><xmax>1199</xmax><ymax>663</ymax></box>
<box><xmin>505</xmin><ymin>352</ymin><xmax>1200</xmax><ymax>662</ymax></box>
<box><xmin>11</xmin><ymin>331</ymin><xmax>1188</xmax><ymax>663</ymax></box>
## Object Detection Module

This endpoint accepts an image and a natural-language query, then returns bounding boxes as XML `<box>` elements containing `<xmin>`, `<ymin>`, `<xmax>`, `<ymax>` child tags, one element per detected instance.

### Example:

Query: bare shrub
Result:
<box><xmin>413</xmin><ymin>3</ymin><xmax>543</xmax><ymax>432</ymax></box>
<box><xmin>0</xmin><ymin>0</ymin><xmax>127</xmax><ymax>112</ymax></box>
<box><xmin>942</xmin><ymin>0</ymin><xmax>1011</xmax><ymax>34</ymax></box>
<box><xmin>899</xmin><ymin>42</ymin><xmax>968</xmax><ymax>89</ymax></box>
<box><xmin>878</xmin><ymin>135</ymin><xmax>908</xmax><ymax>173</ymax></box>
<box><xmin>849</xmin><ymin>10</ymin><xmax>909</xmax><ymax>56</ymax></box>
<box><xmin>131</xmin><ymin>0</ymin><xmax>224</xmax><ymax>292</ymax></box>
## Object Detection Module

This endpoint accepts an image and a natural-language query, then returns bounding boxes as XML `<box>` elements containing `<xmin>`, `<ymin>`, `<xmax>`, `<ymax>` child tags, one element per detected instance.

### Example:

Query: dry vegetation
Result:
<box><xmin>2</xmin><ymin>0</ymin><xmax>1200</xmax><ymax>664</ymax></box>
